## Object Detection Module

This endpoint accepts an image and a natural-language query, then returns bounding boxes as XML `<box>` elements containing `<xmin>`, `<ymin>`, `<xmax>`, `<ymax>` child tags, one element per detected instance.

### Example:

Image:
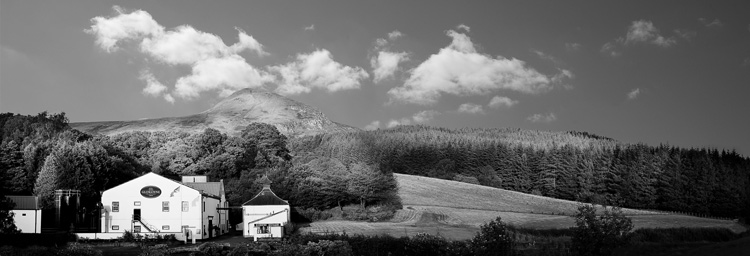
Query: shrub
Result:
<box><xmin>121</xmin><ymin>230</ymin><xmax>136</xmax><ymax>242</ymax></box>
<box><xmin>406</xmin><ymin>233</ymin><xmax>450</xmax><ymax>256</ymax></box>
<box><xmin>139</xmin><ymin>244</ymin><xmax>170</xmax><ymax>256</ymax></box>
<box><xmin>628</xmin><ymin>227</ymin><xmax>738</xmax><ymax>243</ymax></box>
<box><xmin>196</xmin><ymin>242</ymin><xmax>231</xmax><ymax>256</ymax></box>
<box><xmin>447</xmin><ymin>240</ymin><xmax>473</xmax><ymax>256</ymax></box>
<box><xmin>471</xmin><ymin>217</ymin><xmax>515</xmax><ymax>256</ymax></box>
<box><xmin>57</xmin><ymin>243</ymin><xmax>103</xmax><ymax>256</ymax></box>
<box><xmin>571</xmin><ymin>204</ymin><xmax>633</xmax><ymax>256</ymax></box>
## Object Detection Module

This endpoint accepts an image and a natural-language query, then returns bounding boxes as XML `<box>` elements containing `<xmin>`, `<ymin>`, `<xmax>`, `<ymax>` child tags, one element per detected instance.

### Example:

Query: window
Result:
<box><xmin>134</xmin><ymin>226</ymin><xmax>141</xmax><ymax>233</ymax></box>
<box><xmin>162</xmin><ymin>225</ymin><xmax>170</xmax><ymax>230</ymax></box>
<box><xmin>112</xmin><ymin>225</ymin><xmax>119</xmax><ymax>230</ymax></box>
<box><xmin>203</xmin><ymin>201</ymin><xmax>205</xmax><ymax>212</ymax></box>
<box><xmin>134</xmin><ymin>201</ymin><xmax>141</xmax><ymax>206</ymax></box>
<box><xmin>112</xmin><ymin>202</ymin><xmax>119</xmax><ymax>212</ymax></box>
<box><xmin>258</xmin><ymin>225</ymin><xmax>270</xmax><ymax>234</ymax></box>
<box><xmin>182</xmin><ymin>201</ymin><xmax>188</xmax><ymax>212</ymax></box>
<box><xmin>22</xmin><ymin>213</ymin><xmax>26</xmax><ymax>216</ymax></box>
<box><xmin>162</xmin><ymin>201</ymin><xmax>169</xmax><ymax>212</ymax></box>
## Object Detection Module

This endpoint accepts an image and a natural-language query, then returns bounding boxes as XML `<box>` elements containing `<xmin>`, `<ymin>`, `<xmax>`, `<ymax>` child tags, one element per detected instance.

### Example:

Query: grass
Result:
<box><xmin>300</xmin><ymin>173</ymin><xmax>747</xmax><ymax>241</ymax></box>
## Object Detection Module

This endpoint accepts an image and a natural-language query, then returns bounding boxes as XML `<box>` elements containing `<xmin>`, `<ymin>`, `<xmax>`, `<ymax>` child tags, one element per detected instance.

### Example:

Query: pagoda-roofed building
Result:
<box><xmin>241</xmin><ymin>174</ymin><xmax>291</xmax><ymax>241</ymax></box>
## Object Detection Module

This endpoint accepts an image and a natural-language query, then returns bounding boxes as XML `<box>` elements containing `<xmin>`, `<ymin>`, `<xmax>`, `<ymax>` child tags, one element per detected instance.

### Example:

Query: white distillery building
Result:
<box><xmin>242</xmin><ymin>175</ymin><xmax>290</xmax><ymax>241</ymax></box>
<box><xmin>7</xmin><ymin>195</ymin><xmax>42</xmax><ymax>233</ymax></box>
<box><xmin>99</xmin><ymin>172</ymin><xmax>228</xmax><ymax>240</ymax></box>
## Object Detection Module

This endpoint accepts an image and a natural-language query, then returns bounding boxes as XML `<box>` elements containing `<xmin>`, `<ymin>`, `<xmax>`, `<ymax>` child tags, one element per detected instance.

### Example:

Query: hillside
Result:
<box><xmin>290</xmin><ymin>126</ymin><xmax>750</xmax><ymax>219</ymax></box>
<box><xmin>302</xmin><ymin>173</ymin><xmax>746</xmax><ymax>240</ymax></box>
<box><xmin>71</xmin><ymin>88</ymin><xmax>357</xmax><ymax>137</ymax></box>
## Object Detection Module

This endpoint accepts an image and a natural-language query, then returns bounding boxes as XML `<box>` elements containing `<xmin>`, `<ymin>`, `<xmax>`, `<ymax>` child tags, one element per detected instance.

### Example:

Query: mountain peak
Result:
<box><xmin>71</xmin><ymin>88</ymin><xmax>357</xmax><ymax>137</ymax></box>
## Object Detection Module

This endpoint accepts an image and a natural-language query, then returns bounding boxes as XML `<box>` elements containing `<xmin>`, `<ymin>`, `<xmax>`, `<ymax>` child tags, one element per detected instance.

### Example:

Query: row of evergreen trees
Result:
<box><xmin>290</xmin><ymin>125</ymin><xmax>750</xmax><ymax>219</ymax></box>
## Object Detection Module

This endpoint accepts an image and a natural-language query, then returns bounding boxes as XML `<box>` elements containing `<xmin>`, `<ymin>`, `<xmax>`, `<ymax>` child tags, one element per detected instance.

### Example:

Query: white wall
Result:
<box><xmin>11</xmin><ymin>209</ymin><xmax>41</xmax><ymax>233</ymax></box>
<box><xmin>242</xmin><ymin>204</ymin><xmax>290</xmax><ymax>239</ymax></box>
<box><xmin>100</xmin><ymin>173</ymin><xmax>226</xmax><ymax>240</ymax></box>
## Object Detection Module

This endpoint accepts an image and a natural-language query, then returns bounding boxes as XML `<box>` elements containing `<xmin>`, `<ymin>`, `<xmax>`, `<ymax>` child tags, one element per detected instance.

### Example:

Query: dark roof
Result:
<box><xmin>184</xmin><ymin>182</ymin><xmax>223</xmax><ymax>198</ymax></box>
<box><xmin>6</xmin><ymin>196</ymin><xmax>40</xmax><ymax>210</ymax></box>
<box><xmin>242</xmin><ymin>188</ymin><xmax>288</xmax><ymax>206</ymax></box>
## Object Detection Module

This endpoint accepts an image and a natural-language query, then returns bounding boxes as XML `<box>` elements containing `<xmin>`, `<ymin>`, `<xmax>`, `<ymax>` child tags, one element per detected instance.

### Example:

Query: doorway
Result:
<box><xmin>208</xmin><ymin>219</ymin><xmax>213</xmax><ymax>238</ymax></box>
<box><xmin>134</xmin><ymin>209</ymin><xmax>141</xmax><ymax>221</ymax></box>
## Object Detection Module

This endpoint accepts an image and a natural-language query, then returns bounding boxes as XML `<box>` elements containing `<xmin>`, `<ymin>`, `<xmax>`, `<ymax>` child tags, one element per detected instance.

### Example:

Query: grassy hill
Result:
<box><xmin>300</xmin><ymin>173</ymin><xmax>746</xmax><ymax>240</ymax></box>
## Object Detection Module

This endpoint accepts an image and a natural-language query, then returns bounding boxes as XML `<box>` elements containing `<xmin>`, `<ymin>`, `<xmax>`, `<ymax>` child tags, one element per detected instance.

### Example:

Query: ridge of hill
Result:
<box><xmin>70</xmin><ymin>88</ymin><xmax>357</xmax><ymax>137</ymax></box>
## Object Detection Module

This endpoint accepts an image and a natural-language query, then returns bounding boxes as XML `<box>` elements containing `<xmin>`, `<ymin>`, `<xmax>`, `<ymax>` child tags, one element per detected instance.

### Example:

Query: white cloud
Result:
<box><xmin>532</xmin><ymin>49</ymin><xmax>560</xmax><ymax>64</ymax></box>
<box><xmin>270</xmin><ymin>49</ymin><xmax>369</xmax><ymax>95</ymax></box>
<box><xmin>163</xmin><ymin>93</ymin><xmax>175</xmax><ymax>104</ymax></box>
<box><xmin>379</xmin><ymin>110</ymin><xmax>440</xmax><ymax>129</ymax></box>
<box><xmin>388</xmin><ymin>30</ymin><xmax>559</xmax><ymax>105</ymax></box>
<box><xmin>601</xmin><ymin>20</ymin><xmax>680</xmax><ymax>56</ymax></box>
<box><xmin>457</xmin><ymin>24</ymin><xmax>471</xmax><ymax>32</ymax></box>
<box><xmin>364</xmin><ymin>121</ymin><xmax>380</xmax><ymax>130</ymax></box>
<box><xmin>488</xmin><ymin>96</ymin><xmax>518</xmax><ymax>108</ymax></box>
<box><xmin>86</xmin><ymin>6</ymin><xmax>164</xmax><ymax>52</ymax></box>
<box><xmin>624</xmin><ymin>20</ymin><xmax>676</xmax><ymax>47</ymax></box>
<box><xmin>551</xmin><ymin>69</ymin><xmax>574</xmax><ymax>83</ymax></box>
<box><xmin>600</xmin><ymin>42</ymin><xmax>621</xmax><ymax>57</ymax></box>
<box><xmin>87</xmin><ymin>6</ymin><xmax>271</xmax><ymax>102</ymax></box>
<box><xmin>139</xmin><ymin>70</ymin><xmax>167</xmax><ymax>96</ymax></box>
<box><xmin>699</xmin><ymin>18</ymin><xmax>723</xmax><ymax>28</ymax></box>
<box><xmin>457</xmin><ymin>103</ymin><xmax>485</xmax><ymax>114</ymax></box>
<box><xmin>627</xmin><ymin>88</ymin><xmax>641</xmax><ymax>100</ymax></box>
<box><xmin>387</xmin><ymin>30</ymin><xmax>403</xmax><ymax>40</ymax></box>
<box><xmin>565</xmin><ymin>42</ymin><xmax>581</xmax><ymax>51</ymax></box>
<box><xmin>371</xmin><ymin>31</ymin><xmax>409</xmax><ymax>83</ymax></box>
<box><xmin>371</xmin><ymin>51</ymin><xmax>409</xmax><ymax>83</ymax></box>
<box><xmin>412</xmin><ymin>110</ymin><xmax>440</xmax><ymax>123</ymax></box>
<box><xmin>304</xmin><ymin>24</ymin><xmax>315</xmax><ymax>31</ymax></box>
<box><xmin>175</xmin><ymin>56</ymin><xmax>274</xmax><ymax>99</ymax></box>
<box><xmin>386</xmin><ymin>118</ymin><xmax>411</xmax><ymax>128</ymax></box>
<box><xmin>674</xmin><ymin>29</ymin><xmax>697</xmax><ymax>40</ymax></box>
<box><xmin>527</xmin><ymin>112</ymin><xmax>556</xmax><ymax>123</ymax></box>
<box><xmin>139</xmin><ymin>26</ymin><xmax>266</xmax><ymax>65</ymax></box>
<box><xmin>375</xmin><ymin>38</ymin><xmax>389</xmax><ymax>48</ymax></box>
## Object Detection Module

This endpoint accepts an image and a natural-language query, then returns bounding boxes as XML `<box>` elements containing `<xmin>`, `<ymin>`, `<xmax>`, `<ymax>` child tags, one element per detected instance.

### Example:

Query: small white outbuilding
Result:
<box><xmin>242</xmin><ymin>175</ymin><xmax>290</xmax><ymax>241</ymax></box>
<box><xmin>7</xmin><ymin>195</ymin><xmax>42</xmax><ymax>233</ymax></box>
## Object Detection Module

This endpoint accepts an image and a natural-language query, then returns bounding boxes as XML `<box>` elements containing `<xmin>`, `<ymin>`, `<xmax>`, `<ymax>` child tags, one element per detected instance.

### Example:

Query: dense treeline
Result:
<box><xmin>0</xmin><ymin>112</ymin><xmax>398</xmax><ymax>222</ymax></box>
<box><xmin>290</xmin><ymin>125</ymin><xmax>750</xmax><ymax>219</ymax></box>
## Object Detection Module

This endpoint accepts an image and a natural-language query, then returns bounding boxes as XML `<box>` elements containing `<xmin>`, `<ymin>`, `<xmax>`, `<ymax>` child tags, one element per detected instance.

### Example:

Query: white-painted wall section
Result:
<box><xmin>11</xmin><ymin>209</ymin><xmax>41</xmax><ymax>233</ymax></box>
<box><xmin>242</xmin><ymin>204</ymin><xmax>290</xmax><ymax>240</ymax></box>
<box><xmin>100</xmin><ymin>172</ymin><xmax>227</xmax><ymax>240</ymax></box>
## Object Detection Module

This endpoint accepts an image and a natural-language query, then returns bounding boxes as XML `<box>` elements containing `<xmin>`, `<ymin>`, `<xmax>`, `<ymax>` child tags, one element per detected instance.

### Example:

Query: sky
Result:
<box><xmin>1</xmin><ymin>0</ymin><xmax>750</xmax><ymax>156</ymax></box>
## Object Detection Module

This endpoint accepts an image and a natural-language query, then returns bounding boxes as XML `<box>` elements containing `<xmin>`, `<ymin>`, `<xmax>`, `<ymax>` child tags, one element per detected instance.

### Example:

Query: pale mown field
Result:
<box><xmin>300</xmin><ymin>173</ymin><xmax>746</xmax><ymax>240</ymax></box>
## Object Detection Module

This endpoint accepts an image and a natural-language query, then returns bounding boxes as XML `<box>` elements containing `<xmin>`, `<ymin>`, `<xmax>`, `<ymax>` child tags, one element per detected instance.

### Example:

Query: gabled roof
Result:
<box><xmin>184</xmin><ymin>182</ymin><xmax>224</xmax><ymax>198</ymax></box>
<box><xmin>7</xmin><ymin>196</ymin><xmax>40</xmax><ymax>210</ymax></box>
<box><xmin>243</xmin><ymin>188</ymin><xmax>288</xmax><ymax>206</ymax></box>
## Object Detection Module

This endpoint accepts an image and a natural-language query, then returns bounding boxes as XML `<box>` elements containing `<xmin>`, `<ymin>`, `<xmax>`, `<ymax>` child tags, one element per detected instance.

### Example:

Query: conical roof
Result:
<box><xmin>242</xmin><ymin>174</ymin><xmax>288</xmax><ymax>206</ymax></box>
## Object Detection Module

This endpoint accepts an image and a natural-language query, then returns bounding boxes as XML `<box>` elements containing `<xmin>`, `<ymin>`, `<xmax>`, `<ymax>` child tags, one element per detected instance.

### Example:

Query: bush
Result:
<box><xmin>296</xmin><ymin>207</ymin><xmax>334</xmax><ymax>221</ymax></box>
<box><xmin>628</xmin><ymin>227</ymin><xmax>738</xmax><ymax>243</ymax></box>
<box><xmin>303</xmin><ymin>240</ymin><xmax>353</xmax><ymax>256</ymax></box>
<box><xmin>139</xmin><ymin>244</ymin><xmax>170</xmax><ymax>256</ymax></box>
<box><xmin>471</xmin><ymin>217</ymin><xmax>515</xmax><ymax>256</ymax></box>
<box><xmin>406</xmin><ymin>233</ymin><xmax>450</xmax><ymax>256</ymax></box>
<box><xmin>196</xmin><ymin>242</ymin><xmax>231</xmax><ymax>256</ymax></box>
<box><xmin>571</xmin><ymin>204</ymin><xmax>633</xmax><ymax>256</ymax></box>
<box><xmin>121</xmin><ymin>230</ymin><xmax>136</xmax><ymax>242</ymax></box>
<box><xmin>57</xmin><ymin>243</ymin><xmax>103</xmax><ymax>256</ymax></box>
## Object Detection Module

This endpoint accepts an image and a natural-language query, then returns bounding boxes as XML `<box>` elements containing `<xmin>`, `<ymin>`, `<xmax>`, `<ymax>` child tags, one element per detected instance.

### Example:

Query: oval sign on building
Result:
<box><xmin>140</xmin><ymin>186</ymin><xmax>162</xmax><ymax>198</ymax></box>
